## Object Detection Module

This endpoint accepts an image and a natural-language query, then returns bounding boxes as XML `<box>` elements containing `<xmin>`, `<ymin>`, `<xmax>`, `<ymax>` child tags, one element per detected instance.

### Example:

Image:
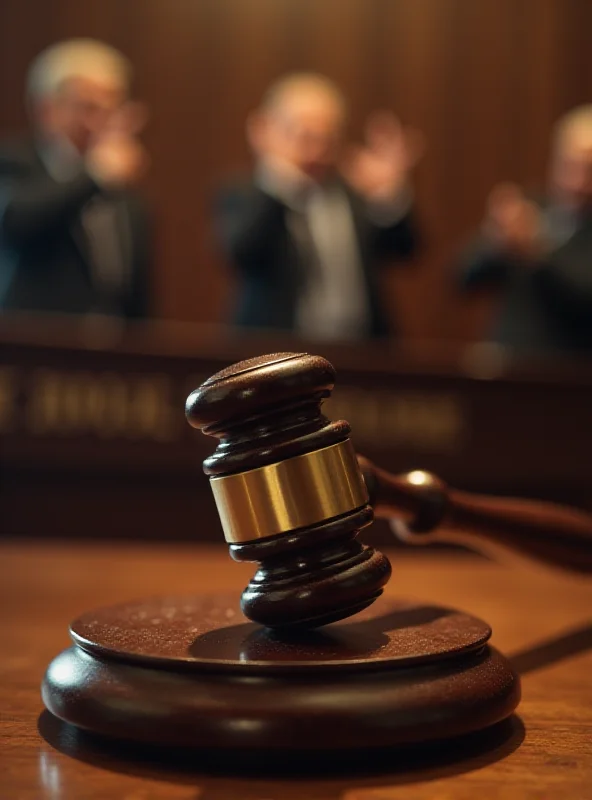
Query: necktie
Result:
<box><xmin>291</xmin><ymin>185</ymin><xmax>370</xmax><ymax>340</ymax></box>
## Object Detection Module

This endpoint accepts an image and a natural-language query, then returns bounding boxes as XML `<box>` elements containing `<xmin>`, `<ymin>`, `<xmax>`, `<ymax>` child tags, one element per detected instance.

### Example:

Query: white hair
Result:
<box><xmin>261</xmin><ymin>72</ymin><xmax>348</xmax><ymax>119</ymax></box>
<box><xmin>27</xmin><ymin>38</ymin><xmax>131</xmax><ymax>102</ymax></box>
<box><xmin>553</xmin><ymin>104</ymin><xmax>592</xmax><ymax>153</ymax></box>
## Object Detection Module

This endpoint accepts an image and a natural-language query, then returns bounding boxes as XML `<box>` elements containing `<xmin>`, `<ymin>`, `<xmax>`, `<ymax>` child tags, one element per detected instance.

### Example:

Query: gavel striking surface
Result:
<box><xmin>9</xmin><ymin>541</ymin><xmax>591</xmax><ymax>796</ymax></box>
<box><xmin>43</xmin><ymin>592</ymin><xmax>519</xmax><ymax>751</ymax></box>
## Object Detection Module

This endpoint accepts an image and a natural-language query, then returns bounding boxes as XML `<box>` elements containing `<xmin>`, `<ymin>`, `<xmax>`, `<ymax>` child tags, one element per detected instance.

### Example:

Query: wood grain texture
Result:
<box><xmin>42</xmin><ymin>594</ymin><xmax>517</xmax><ymax>750</ymax></box>
<box><xmin>3</xmin><ymin>322</ymin><xmax>592</xmax><ymax>553</ymax></box>
<box><xmin>1</xmin><ymin>1</ymin><xmax>591</xmax><ymax>341</ymax></box>
<box><xmin>1</xmin><ymin>541</ymin><xmax>591</xmax><ymax>798</ymax></box>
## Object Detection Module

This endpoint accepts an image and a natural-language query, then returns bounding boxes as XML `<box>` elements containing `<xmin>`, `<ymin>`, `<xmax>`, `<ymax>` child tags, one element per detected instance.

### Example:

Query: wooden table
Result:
<box><xmin>0</xmin><ymin>541</ymin><xmax>590</xmax><ymax>799</ymax></box>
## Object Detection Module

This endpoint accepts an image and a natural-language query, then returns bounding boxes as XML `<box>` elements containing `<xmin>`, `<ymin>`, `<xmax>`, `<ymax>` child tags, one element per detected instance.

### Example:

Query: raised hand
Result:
<box><xmin>86</xmin><ymin>101</ymin><xmax>150</xmax><ymax>188</ymax></box>
<box><xmin>484</xmin><ymin>182</ymin><xmax>544</xmax><ymax>261</ymax></box>
<box><xmin>341</xmin><ymin>111</ymin><xmax>425</xmax><ymax>202</ymax></box>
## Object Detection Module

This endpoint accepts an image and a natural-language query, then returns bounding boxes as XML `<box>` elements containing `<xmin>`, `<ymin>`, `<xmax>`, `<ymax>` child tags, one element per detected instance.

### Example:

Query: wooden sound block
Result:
<box><xmin>42</xmin><ymin>593</ymin><xmax>520</xmax><ymax>752</ymax></box>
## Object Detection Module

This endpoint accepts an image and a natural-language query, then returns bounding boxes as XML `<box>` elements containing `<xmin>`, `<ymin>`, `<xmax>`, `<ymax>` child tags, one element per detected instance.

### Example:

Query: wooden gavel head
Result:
<box><xmin>186</xmin><ymin>352</ymin><xmax>391</xmax><ymax>628</ymax></box>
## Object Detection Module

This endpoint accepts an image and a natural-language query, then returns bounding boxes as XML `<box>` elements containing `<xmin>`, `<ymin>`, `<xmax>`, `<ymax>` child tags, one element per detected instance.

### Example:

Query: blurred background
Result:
<box><xmin>1</xmin><ymin>0</ymin><xmax>592</xmax><ymax>543</ymax></box>
<box><xmin>2</xmin><ymin>0</ymin><xmax>591</xmax><ymax>341</ymax></box>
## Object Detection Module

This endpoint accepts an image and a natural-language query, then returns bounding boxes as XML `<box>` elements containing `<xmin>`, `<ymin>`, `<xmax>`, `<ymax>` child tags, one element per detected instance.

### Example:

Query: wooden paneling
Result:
<box><xmin>1</xmin><ymin>0</ymin><xmax>591</xmax><ymax>340</ymax></box>
<box><xmin>2</xmin><ymin>319</ymin><xmax>592</xmax><ymax>541</ymax></box>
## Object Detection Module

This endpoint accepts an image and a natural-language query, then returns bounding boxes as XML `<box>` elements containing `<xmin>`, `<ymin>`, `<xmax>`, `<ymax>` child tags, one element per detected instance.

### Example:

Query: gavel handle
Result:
<box><xmin>358</xmin><ymin>457</ymin><xmax>592</xmax><ymax>574</ymax></box>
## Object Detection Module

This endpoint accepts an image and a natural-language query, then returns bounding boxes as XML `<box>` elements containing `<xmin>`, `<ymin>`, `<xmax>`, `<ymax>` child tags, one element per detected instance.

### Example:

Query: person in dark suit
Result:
<box><xmin>459</xmin><ymin>105</ymin><xmax>592</xmax><ymax>355</ymax></box>
<box><xmin>0</xmin><ymin>39</ymin><xmax>151</xmax><ymax>320</ymax></box>
<box><xmin>215</xmin><ymin>73</ymin><xmax>423</xmax><ymax>340</ymax></box>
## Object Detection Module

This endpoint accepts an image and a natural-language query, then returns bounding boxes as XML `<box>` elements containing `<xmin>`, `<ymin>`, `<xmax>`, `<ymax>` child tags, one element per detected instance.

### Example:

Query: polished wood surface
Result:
<box><xmin>43</xmin><ymin>593</ymin><xmax>518</xmax><ymax>751</ymax></box>
<box><xmin>1</xmin><ymin>540</ymin><xmax>590</xmax><ymax>798</ymax></box>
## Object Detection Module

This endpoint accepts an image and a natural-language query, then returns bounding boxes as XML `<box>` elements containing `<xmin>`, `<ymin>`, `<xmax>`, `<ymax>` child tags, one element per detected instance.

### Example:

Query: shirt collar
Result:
<box><xmin>38</xmin><ymin>135</ymin><xmax>84</xmax><ymax>182</ymax></box>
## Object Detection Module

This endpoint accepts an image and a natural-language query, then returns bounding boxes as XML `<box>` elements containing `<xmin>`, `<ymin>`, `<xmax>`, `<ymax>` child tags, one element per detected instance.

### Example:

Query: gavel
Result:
<box><xmin>186</xmin><ymin>352</ymin><xmax>592</xmax><ymax>629</ymax></box>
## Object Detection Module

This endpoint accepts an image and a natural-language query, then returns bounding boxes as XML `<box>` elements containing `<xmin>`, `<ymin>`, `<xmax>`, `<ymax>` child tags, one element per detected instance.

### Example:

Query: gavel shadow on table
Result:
<box><xmin>42</xmin><ymin>353</ymin><xmax>592</xmax><ymax>757</ymax></box>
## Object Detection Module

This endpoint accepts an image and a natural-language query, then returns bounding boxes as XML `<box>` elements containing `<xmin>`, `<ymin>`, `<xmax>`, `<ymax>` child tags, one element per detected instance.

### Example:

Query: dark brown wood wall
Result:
<box><xmin>1</xmin><ymin>0</ymin><xmax>591</xmax><ymax>341</ymax></box>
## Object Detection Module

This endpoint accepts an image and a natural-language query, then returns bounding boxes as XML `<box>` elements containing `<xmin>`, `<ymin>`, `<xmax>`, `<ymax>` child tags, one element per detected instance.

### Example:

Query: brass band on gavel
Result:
<box><xmin>209</xmin><ymin>439</ymin><xmax>369</xmax><ymax>543</ymax></box>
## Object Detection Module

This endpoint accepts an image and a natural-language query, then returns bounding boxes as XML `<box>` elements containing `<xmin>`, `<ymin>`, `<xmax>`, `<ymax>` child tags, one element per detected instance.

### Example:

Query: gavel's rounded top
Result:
<box><xmin>185</xmin><ymin>352</ymin><xmax>350</xmax><ymax>476</ymax></box>
<box><xmin>186</xmin><ymin>352</ymin><xmax>335</xmax><ymax>433</ymax></box>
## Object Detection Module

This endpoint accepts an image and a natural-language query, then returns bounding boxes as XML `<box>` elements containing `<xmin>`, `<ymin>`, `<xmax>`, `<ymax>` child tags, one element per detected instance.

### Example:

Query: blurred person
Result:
<box><xmin>459</xmin><ymin>105</ymin><xmax>592</xmax><ymax>354</ymax></box>
<box><xmin>215</xmin><ymin>73</ymin><xmax>423</xmax><ymax>340</ymax></box>
<box><xmin>0</xmin><ymin>39</ymin><xmax>152</xmax><ymax>319</ymax></box>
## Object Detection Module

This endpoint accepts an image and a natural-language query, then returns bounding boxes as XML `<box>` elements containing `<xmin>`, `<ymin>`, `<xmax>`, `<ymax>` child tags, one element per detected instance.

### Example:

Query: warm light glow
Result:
<box><xmin>39</xmin><ymin>750</ymin><xmax>62</xmax><ymax>798</ymax></box>
<box><xmin>408</xmin><ymin>470</ymin><xmax>429</xmax><ymax>486</ymax></box>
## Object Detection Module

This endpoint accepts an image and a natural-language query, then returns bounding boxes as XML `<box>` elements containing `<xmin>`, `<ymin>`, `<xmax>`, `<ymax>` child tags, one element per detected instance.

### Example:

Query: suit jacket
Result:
<box><xmin>215</xmin><ymin>178</ymin><xmax>418</xmax><ymax>338</ymax></box>
<box><xmin>459</xmin><ymin>205</ymin><xmax>592</xmax><ymax>354</ymax></box>
<box><xmin>0</xmin><ymin>138</ymin><xmax>151</xmax><ymax>318</ymax></box>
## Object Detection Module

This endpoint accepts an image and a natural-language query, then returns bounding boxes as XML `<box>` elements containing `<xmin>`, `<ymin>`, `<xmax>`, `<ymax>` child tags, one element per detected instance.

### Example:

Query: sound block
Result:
<box><xmin>42</xmin><ymin>593</ymin><xmax>520</xmax><ymax>752</ymax></box>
